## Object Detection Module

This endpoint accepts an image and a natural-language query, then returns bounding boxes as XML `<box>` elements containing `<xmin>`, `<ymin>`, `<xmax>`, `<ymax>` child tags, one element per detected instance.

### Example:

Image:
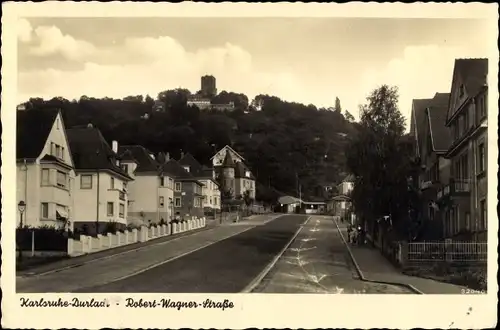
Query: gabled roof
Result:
<box><xmin>178</xmin><ymin>153</ymin><xmax>203</xmax><ymax>174</ymax></box>
<box><xmin>446</xmin><ymin>58</ymin><xmax>488</xmax><ymax>123</ymax></box>
<box><xmin>235</xmin><ymin>161</ymin><xmax>256</xmax><ymax>180</ymax></box>
<box><xmin>341</xmin><ymin>174</ymin><xmax>354</xmax><ymax>183</ymax></box>
<box><xmin>118</xmin><ymin>145</ymin><xmax>160</xmax><ymax>173</ymax></box>
<box><xmin>411</xmin><ymin>98</ymin><xmax>433</xmax><ymax>158</ymax></box>
<box><xmin>411</xmin><ymin>92</ymin><xmax>449</xmax><ymax>158</ymax></box>
<box><xmin>16</xmin><ymin>109</ymin><xmax>59</xmax><ymax>160</ymax></box>
<box><xmin>454</xmin><ymin>58</ymin><xmax>488</xmax><ymax>96</ymax></box>
<box><xmin>210</xmin><ymin>145</ymin><xmax>245</xmax><ymax>161</ymax></box>
<box><xmin>427</xmin><ymin>103</ymin><xmax>452</xmax><ymax>153</ymax></box>
<box><xmin>66</xmin><ymin>127</ymin><xmax>132</xmax><ymax>180</ymax></box>
<box><xmin>162</xmin><ymin>159</ymin><xmax>199</xmax><ymax>183</ymax></box>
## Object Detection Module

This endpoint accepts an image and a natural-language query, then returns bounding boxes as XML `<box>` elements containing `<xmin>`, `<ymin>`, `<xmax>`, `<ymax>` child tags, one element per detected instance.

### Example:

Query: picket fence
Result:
<box><xmin>406</xmin><ymin>240</ymin><xmax>487</xmax><ymax>263</ymax></box>
<box><xmin>67</xmin><ymin>217</ymin><xmax>206</xmax><ymax>257</ymax></box>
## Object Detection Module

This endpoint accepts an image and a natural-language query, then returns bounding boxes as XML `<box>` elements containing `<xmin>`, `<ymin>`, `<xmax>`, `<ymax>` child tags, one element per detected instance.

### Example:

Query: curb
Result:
<box><xmin>332</xmin><ymin>217</ymin><xmax>424</xmax><ymax>294</ymax></box>
<box><xmin>241</xmin><ymin>215</ymin><xmax>312</xmax><ymax>293</ymax></box>
<box><xmin>20</xmin><ymin>225</ymin><xmax>215</xmax><ymax>278</ymax></box>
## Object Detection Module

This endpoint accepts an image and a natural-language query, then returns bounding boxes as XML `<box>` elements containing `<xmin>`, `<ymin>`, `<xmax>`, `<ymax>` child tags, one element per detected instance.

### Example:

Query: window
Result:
<box><xmin>478</xmin><ymin>143</ymin><xmax>485</xmax><ymax>173</ymax></box>
<box><xmin>479</xmin><ymin>95</ymin><xmax>487</xmax><ymax>119</ymax></box>
<box><xmin>119</xmin><ymin>203</ymin><xmax>125</xmax><ymax>218</ymax></box>
<box><xmin>56</xmin><ymin>118</ymin><xmax>60</xmax><ymax>129</ymax></box>
<box><xmin>214</xmin><ymin>197</ymin><xmax>218</xmax><ymax>206</ymax></box>
<box><xmin>459</xmin><ymin>84</ymin><xmax>465</xmax><ymax>98</ymax></box>
<box><xmin>209</xmin><ymin>196</ymin><xmax>212</xmax><ymax>205</ymax></box>
<box><xmin>175</xmin><ymin>197</ymin><xmax>181</xmax><ymax>207</ymax></box>
<box><xmin>107</xmin><ymin>202</ymin><xmax>114</xmax><ymax>216</ymax></box>
<box><xmin>168</xmin><ymin>178</ymin><xmax>173</xmax><ymax>189</ymax></box>
<box><xmin>121</xmin><ymin>164</ymin><xmax>129</xmax><ymax>173</ymax></box>
<box><xmin>61</xmin><ymin>147</ymin><xmax>65</xmax><ymax>160</ymax></box>
<box><xmin>168</xmin><ymin>197</ymin><xmax>173</xmax><ymax>208</ymax></box>
<box><xmin>183</xmin><ymin>166</ymin><xmax>190</xmax><ymax>172</ymax></box>
<box><xmin>160</xmin><ymin>177</ymin><xmax>165</xmax><ymax>187</ymax></box>
<box><xmin>465</xmin><ymin>212</ymin><xmax>471</xmax><ymax>230</ymax></box>
<box><xmin>175</xmin><ymin>182</ymin><xmax>182</xmax><ymax>192</ymax></box>
<box><xmin>50</xmin><ymin>142</ymin><xmax>56</xmax><ymax>156</ymax></box>
<box><xmin>55</xmin><ymin>145</ymin><xmax>61</xmax><ymax>159</ymax></box>
<box><xmin>81</xmin><ymin>175</ymin><xmax>92</xmax><ymax>189</ymax></box>
<box><xmin>41</xmin><ymin>203</ymin><xmax>49</xmax><ymax>218</ymax></box>
<box><xmin>480</xmin><ymin>199</ymin><xmax>487</xmax><ymax>230</ymax></box>
<box><xmin>41</xmin><ymin>169</ymin><xmax>50</xmax><ymax>186</ymax></box>
<box><xmin>56</xmin><ymin>171</ymin><xmax>66</xmax><ymax>188</ymax></box>
<box><xmin>110</xmin><ymin>177</ymin><xmax>115</xmax><ymax>189</ymax></box>
<box><xmin>159</xmin><ymin>196</ymin><xmax>164</xmax><ymax>207</ymax></box>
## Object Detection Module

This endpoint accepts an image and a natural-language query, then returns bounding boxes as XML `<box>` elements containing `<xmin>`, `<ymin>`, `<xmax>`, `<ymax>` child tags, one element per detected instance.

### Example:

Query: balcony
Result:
<box><xmin>437</xmin><ymin>179</ymin><xmax>470</xmax><ymax>200</ymax></box>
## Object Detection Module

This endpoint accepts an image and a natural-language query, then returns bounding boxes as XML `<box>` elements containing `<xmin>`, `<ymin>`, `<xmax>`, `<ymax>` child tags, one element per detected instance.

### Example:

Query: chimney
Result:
<box><xmin>112</xmin><ymin>140</ymin><xmax>118</xmax><ymax>153</ymax></box>
<box><xmin>165</xmin><ymin>152</ymin><xmax>170</xmax><ymax>162</ymax></box>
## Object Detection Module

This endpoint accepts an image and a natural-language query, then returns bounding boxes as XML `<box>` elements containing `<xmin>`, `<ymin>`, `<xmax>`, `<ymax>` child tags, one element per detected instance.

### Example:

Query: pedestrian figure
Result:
<box><xmin>347</xmin><ymin>224</ymin><xmax>352</xmax><ymax>243</ymax></box>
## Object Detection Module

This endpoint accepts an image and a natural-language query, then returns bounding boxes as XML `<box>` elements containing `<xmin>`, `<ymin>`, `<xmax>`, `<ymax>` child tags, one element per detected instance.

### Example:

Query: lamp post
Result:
<box><xmin>18</xmin><ymin>200</ymin><xmax>26</xmax><ymax>262</ymax></box>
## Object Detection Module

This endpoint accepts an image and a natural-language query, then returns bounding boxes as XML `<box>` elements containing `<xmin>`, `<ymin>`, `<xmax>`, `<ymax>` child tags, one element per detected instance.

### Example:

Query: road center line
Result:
<box><xmin>240</xmin><ymin>215</ymin><xmax>312</xmax><ymax>293</ymax></box>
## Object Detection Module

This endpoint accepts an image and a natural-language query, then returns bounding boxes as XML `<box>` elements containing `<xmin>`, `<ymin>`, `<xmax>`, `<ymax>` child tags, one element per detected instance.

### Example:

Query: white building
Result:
<box><xmin>16</xmin><ymin>109</ymin><xmax>76</xmax><ymax>229</ymax></box>
<box><xmin>118</xmin><ymin>146</ymin><xmax>175</xmax><ymax>225</ymax></box>
<box><xmin>66</xmin><ymin>126</ymin><xmax>133</xmax><ymax>234</ymax></box>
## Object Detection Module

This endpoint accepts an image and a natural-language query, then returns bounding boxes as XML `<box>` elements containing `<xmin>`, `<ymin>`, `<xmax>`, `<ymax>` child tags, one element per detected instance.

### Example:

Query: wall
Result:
<box><xmin>126</xmin><ymin>174</ymin><xmax>173</xmax><ymax>225</ymax></box>
<box><xmin>235</xmin><ymin>178</ymin><xmax>255</xmax><ymax>199</ymax></box>
<box><xmin>73</xmin><ymin>171</ymin><xmax>128</xmax><ymax>232</ymax></box>
<box><xmin>201</xmin><ymin>179</ymin><xmax>221</xmax><ymax>210</ymax></box>
<box><xmin>16</xmin><ymin>163</ymin><xmax>41</xmax><ymax>227</ymax></box>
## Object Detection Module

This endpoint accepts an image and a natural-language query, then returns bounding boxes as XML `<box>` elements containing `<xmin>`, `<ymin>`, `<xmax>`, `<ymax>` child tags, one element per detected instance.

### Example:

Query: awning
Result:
<box><xmin>56</xmin><ymin>205</ymin><xmax>69</xmax><ymax>219</ymax></box>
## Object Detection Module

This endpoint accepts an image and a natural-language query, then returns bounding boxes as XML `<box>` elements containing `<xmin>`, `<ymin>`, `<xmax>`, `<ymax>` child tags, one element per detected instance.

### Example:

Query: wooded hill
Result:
<box><xmin>20</xmin><ymin>90</ymin><xmax>355</xmax><ymax>203</ymax></box>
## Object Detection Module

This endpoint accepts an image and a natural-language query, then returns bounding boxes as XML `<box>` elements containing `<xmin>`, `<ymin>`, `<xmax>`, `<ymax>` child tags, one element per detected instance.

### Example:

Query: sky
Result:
<box><xmin>17</xmin><ymin>17</ymin><xmax>491</xmax><ymax>126</ymax></box>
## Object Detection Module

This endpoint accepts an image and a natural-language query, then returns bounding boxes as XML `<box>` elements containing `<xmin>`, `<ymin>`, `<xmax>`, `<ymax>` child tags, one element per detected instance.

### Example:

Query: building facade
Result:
<box><xmin>438</xmin><ymin>58</ymin><xmax>488</xmax><ymax>242</ymax></box>
<box><xmin>67</xmin><ymin>126</ymin><xmax>133</xmax><ymax>234</ymax></box>
<box><xmin>16</xmin><ymin>109</ymin><xmax>76</xmax><ymax>229</ymax></box>
<box><xmin>118</xmin><ymin>146</ymin><xmax>175</xmax><ymax>226</ymax></box>
<box><xmin>163</xmin><ymin>159</ymin><xmax>204</xmax><ymax>219</ymax></box>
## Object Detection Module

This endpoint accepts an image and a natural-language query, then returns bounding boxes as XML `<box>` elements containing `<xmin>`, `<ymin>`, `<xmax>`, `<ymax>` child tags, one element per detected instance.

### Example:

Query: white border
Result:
<box><xmin>1</xmin><ymin>2</ymin><xmax>498</xmax><ymax>329</ymax></box>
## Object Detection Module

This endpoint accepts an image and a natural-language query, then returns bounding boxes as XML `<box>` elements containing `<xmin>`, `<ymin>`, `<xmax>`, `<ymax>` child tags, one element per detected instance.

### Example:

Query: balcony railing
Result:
<box><xmin>437</xmin><ymin>179</ymin><xmax>470</xmax><ymax>200</ymax></box>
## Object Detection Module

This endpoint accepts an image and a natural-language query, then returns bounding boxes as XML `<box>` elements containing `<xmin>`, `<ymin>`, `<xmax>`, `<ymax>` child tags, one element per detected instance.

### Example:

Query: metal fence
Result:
<box><xmin>407</xmin><ymin>241</ymin><xmax>487</xmax><ymax>262</ymax></box>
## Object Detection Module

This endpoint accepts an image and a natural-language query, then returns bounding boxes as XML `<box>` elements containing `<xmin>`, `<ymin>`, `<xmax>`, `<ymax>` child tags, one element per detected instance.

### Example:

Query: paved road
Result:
<box><xmin>17</xmin><ymin>214</ymin><xmax>306</xmax><ymax>293</ymax></box>
<box><xmin>80</xmin><ymin>214</ymin><xmax>306</xmax><ymax>293</ymax></box>
<box><xmin>253</xmin><ymin>216</ymin><xmax>413</xmax><ymax>294</ymax></box>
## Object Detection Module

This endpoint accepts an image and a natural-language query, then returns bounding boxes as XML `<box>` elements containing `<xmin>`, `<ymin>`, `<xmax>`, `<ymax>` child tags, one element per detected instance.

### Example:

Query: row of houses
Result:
<box><xmin>410</xmin><ymin>58</ymin><xmax>488</xmax><ymax>242</ymax></box>
<box><xmin>16</xmin><ymin>109</ymin><xmax>256</xmax><ymax>234</ymax></box>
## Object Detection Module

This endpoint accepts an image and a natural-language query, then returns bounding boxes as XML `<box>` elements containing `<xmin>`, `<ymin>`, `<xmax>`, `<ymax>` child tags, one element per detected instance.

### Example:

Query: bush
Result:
<box><xmin>16</xmin><ymin>226</ymin><xmax>68</xmax><ymax>252</ymax></box>
<box><xmin>102</xmin><ymin>221</ymin><xmax>120</xmax><ymax>235</ymax></box>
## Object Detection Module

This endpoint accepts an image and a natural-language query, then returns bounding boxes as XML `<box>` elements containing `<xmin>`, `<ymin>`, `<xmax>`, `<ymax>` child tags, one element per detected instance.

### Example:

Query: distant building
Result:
<box><xmin>211</xmin><ymin>102</ymin><xmax>235</xmax><ymax>111</ymax></box>
<box><xmin>187</xmin><ymin>96</ymin><xmax>211</xmax><ymax>110</ymax></box>
<box><xmin>201</xmin><ymin>75</ymin><xmax>217</xmax><ymax>97</ymax></box>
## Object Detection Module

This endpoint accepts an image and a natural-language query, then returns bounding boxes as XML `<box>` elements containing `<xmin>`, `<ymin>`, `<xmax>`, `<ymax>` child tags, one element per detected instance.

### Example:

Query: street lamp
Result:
<box><xmin>18</xmin><ymin>200</ymin><xmax>26</xmax><ymax>262</ymax></box>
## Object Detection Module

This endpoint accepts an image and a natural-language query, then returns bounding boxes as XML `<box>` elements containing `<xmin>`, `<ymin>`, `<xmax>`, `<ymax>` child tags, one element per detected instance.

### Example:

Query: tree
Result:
<box><xmin>344</xmin><ymin>110</ymin><xmax>355</xmax><ymax>123</ymax></box>
<box><xmin>20</xmin><ymin>87</ymin><xmax>354</xmax><ymax>203</ymax></box>
<box><xmin>334</xmin><ymin>97</ymin><xmax>342</xmax><ymax>113</ymax></box>
<box><xmin>345</xmin><ymin>85</ymin><xmax>414</xmax><ymax>240</ymax></box>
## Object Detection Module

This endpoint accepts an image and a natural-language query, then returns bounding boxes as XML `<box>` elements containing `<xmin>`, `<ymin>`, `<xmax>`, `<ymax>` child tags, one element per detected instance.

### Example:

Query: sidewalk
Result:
<box><xmin>254</xmin><ymin>216</ymin><xmax>411</xmax><ymax>294</ymax></box>
<box><xmin>348</xmin><ymin>243</ymin><xmax>468</xmax><ymax>294</ymax></box>
<box><xmin>17</xmin><ymin>220</ymin><xmax>218</xmax><ymax>277</ymax></box>
<box><xmin>17</xmin><ymin>214</ymin><xmax>277</xmax><ymax>277</ymax></box>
